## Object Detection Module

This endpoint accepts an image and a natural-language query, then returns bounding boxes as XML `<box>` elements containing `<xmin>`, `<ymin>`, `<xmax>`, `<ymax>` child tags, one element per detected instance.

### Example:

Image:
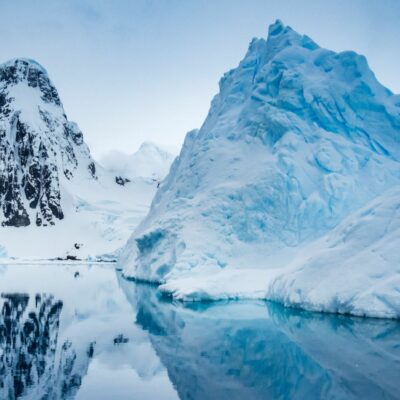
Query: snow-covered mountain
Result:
<box><xmin>0</xmin><ymin>58</ymin><xmax>96</xmax><ymax>227</ymax></box>
<box><xmin>99</xmin><ymin>141</ymin><xmax>175</xmax><ymax>182</ymax></box>
<box><xmin>0</xmin><ymin>58</ymin><xmax>157</xmax><ymax>260</ymax></box>
<box><xmin>120</xmin><ymin>21</ymin><xmax>400</xmax><ymax>318</ymax></box>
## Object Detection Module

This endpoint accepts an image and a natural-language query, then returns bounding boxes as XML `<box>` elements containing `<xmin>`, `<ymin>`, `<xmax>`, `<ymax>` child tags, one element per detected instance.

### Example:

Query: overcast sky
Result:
<box><xmin>0</xmin><ymin>0</ymin><xmax>399</xmax><ymax>157</ymax></box>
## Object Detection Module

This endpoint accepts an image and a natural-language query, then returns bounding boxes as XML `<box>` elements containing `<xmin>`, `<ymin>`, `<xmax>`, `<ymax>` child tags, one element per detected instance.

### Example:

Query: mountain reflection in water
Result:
<box><xmin>0</xmin><ymin>293</ymin><xmax>92</xmax><ymax>399</ymax></box>
<box><xmin>0</xmin><ymin>264</ymin><xmax>398</xmax><ymax>400</ymax></box>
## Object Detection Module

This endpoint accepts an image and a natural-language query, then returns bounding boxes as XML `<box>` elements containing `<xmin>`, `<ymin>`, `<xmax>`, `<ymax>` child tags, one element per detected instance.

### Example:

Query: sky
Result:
<box><xmin>0</xmin><ymin>0</ymin><xmax>399</xmax><ymax>158</ymax></box>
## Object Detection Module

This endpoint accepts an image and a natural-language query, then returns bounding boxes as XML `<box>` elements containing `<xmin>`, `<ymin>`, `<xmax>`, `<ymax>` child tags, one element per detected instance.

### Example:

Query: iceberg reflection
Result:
<box><xmin>126</xmin><ymin>283</ymin><xmax>400</xmax><ymax>400</ymax></box>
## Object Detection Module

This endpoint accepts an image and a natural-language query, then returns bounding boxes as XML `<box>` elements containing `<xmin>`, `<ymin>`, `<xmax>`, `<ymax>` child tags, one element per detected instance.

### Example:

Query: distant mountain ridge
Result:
<box><xmin>99</xmin><ymin>141</ymin><xmax>175</xmax><ymax>181</ymax></box>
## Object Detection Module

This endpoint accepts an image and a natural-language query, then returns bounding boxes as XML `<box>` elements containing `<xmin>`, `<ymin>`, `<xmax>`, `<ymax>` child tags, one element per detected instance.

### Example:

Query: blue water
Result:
<box><xmin>0</xmin><ymin>264</ymin><xmax>399</xmax><ymax>399</ymax></box>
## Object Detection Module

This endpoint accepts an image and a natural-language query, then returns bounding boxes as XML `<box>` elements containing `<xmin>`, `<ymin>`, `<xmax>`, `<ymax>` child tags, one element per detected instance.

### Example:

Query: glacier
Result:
<box><xmin>120</xmin><ymin>20</ymin><xmax>400</xmax><ymax>318</ymax></box>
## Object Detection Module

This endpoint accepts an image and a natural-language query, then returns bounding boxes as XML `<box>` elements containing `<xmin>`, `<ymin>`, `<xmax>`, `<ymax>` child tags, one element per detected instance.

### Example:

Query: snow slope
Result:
<box><xmin>120</xmin><ymin>21</ymin><xmax>400</xmax><ymax>318</ymax></box>
<box><xmin>267</xmin><ymin>186</ymin><xmax>400</xmax><ymax>318</ymax></box>
<box><xmin>0</xmin><ymin>173</ymin><xmax>156</xmax><ymax>260</ymax></box>
<box><xmin>0</xmin><ymin>58</ymin><xmax>157</xmax><ymax>260</ymax></box>
<box><xmin>100</xmin><ymin>141</ymin><xmax>175</xmax><ymax>182</ymax></box>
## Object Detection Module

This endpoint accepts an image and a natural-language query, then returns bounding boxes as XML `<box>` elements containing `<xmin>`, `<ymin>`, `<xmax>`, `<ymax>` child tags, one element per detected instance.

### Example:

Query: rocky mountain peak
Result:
<box><xmin>0</xmin><ymin>58</ymin><xmax>61</xmax><ymax>107</ymax></box>
<box><xmin>0</xmin><ymin>58</ymin><xmax>96</xmax><ymax>227</ymax></box>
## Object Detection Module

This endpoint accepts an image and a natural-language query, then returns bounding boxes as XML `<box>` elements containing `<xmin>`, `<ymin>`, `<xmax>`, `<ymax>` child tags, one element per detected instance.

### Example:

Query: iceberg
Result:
<box><xmin>120</xmin><ymin>21</ymin><xmax>400</xmax><ymax>318</ymax></box>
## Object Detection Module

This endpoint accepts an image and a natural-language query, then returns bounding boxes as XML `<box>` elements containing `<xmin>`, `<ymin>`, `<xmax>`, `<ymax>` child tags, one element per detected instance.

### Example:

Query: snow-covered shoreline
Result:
<box><xmin>0</xmin><ymin>259</ymin><xmax>117</xmax><ymax>265</ymax></box>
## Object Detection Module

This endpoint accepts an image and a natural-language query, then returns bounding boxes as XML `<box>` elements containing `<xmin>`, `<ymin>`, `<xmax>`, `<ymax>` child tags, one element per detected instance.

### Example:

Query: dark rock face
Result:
<box><xmin>88</xmin><ymin>162</ymin><xmax>97</xmax><ymax>179</ymax></box>
<box><xmin>115</xmin><ymin>176</ymin><xmax>130</xmax><ymax>186</ymax></box>
<box><xmin>0</xmin><ymin>59</ymin><xmax>96</xmax><ymax>227</ymax></box>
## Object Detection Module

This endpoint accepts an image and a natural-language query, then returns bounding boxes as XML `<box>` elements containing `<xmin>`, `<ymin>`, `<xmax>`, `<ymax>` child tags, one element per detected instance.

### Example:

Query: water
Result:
<box><xmin>0</xmin><ymin>264</ymin><xmax>399</xmax><ymax>400</ymax></box>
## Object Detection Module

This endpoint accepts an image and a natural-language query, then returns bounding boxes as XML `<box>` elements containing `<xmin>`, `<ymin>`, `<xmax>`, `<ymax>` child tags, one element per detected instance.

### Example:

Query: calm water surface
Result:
<box><xmin>0</xmin><ymin>264</ymin><xmax>399</xmax><ymax>400</ymax></box>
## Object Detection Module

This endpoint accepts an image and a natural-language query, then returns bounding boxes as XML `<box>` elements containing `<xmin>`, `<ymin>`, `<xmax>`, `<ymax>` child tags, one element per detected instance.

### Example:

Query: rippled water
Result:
<box><xmin>0</xmin><ymin>264</ymin><xmax>399</xmax><ymax>399</ymax></box>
